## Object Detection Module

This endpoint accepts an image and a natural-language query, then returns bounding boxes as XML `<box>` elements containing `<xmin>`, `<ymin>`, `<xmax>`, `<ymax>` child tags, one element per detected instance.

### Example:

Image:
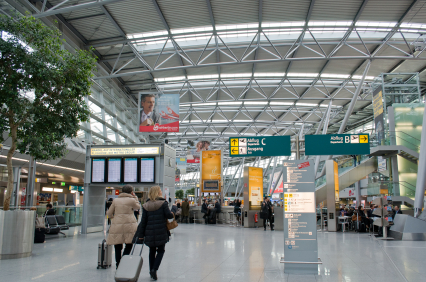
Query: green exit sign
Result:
<box><xmin>61</xmin><ymin>182</ymin><xmax>66</xmax><ymax>186</ymax></box>
<box><xmin>52</xmin><ymin>182</ymin><xmax>56</xmax><ymax>184</ymax></box>
<box><xmin>229</xmin><ymin>136</ymin><xmax>291</xmax><ymax>157</ymax></box>
<box><xmin>305</xmin><ymin>134</ymin><xmax>370</xmax><ymax>155</ymax></box>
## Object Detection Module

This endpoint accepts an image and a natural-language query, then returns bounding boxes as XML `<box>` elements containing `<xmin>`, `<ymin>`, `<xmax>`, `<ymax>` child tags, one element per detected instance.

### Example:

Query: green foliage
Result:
<box><xmin>175</xmin><ymin>189</ymin><xmax>184</xmax><ymax>199</ymax></box>
<box><xmin>0</xmin><ymin>15</ymin><xmax>96</xmax><ymax>160</ymax></box>
<box><xmin>185</xmin><ymin>188</ymin><xmax>195</xmax><ymax>198</ymax></box>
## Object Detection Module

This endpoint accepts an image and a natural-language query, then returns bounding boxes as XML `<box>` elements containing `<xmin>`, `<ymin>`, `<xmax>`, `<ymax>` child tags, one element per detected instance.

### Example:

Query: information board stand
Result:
<box><xmin>243</xmin><ymin>166</ymin><xmax>263</xmax><ymax>228</ymax></box>
<box><xmin>81</xmin><ymin>144</ymin><xmax>175</xmax><ymax>234</ymax></box>
<box><xmin>281</xmin><ymin>160</ymin><xmax>321</xmax><ymax>274</ymax></box>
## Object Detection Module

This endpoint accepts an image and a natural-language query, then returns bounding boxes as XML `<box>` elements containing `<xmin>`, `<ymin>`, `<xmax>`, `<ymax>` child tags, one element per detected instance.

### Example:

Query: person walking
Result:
<box><xmin>106</xmin><ymin>185</ymin><xmax>140</xmax><ymax>269</ymax></box>
<box><xmin>260</xmin><ymin>197</ymin><xmax>273</xmax><ymax>231</ymax></box>
<box><xmin>181</xmin><ymin>198</ymin><xmax>190</xmax><ymax>223</ymax></box>
<box><xmin>135</xmin><ymin>186</ymin><xmax>174</xmax><ymax>281</ymax></box>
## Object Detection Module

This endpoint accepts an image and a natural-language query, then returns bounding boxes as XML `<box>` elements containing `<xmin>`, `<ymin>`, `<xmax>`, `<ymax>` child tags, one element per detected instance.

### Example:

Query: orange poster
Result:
<box><xmin>249</xmin><ymin>167</ymin><xmax>263</xmax><ymax>206</ymax></box>
<box><xmin>201</xmin><ymin>150</ymin><xmax>222</xmax><ymax>192</ymax></box>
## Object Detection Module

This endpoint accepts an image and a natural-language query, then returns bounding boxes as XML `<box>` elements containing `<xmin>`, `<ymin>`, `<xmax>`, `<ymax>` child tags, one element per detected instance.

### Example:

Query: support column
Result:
<box><xmin>355</xmin><ymin>180</ymin><xmax>361</xmax><ymax>206</ymax></box>
<box><xmin>388</xmin><ymin>106</ymin><xmax>400</xmax><ymax>194</ymax></box>
<box><xmin>414</xmin><ymin>107</ymin><xmax>426</xmax><ymax>217</ymax></box>
<box><xmin>314</xmin><ymin>100</ymin><xmax>333</xmax><ymax>173</ymax></box>
<box><xmin>325</xmin><ymin>160</ymin><xmax>339</xmax><ymax>231</ymax></box>
<box><xmin>25</xmin><ymin>157</ymin><xmax>36</xmax><ymax>207</ymax></box>
<box><xmin>11</xmin><ymin>167</ymin><xmax>21</xmax><ymax>207</ymax></box>
<box><xmin>81</xmin><ymin>145</ymin><xmax>92</xmax><ymax>234</ymax></box>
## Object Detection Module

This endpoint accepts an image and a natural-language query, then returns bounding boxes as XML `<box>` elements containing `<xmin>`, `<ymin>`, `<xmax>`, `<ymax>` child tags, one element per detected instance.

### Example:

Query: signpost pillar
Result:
<box><xmin>281</xmin><ymin>160</ymin><xmax>319</xmax><ymax>274</ymax></box>
<box><xmin>325</xmin><ymin>160</ymin><xmax>339</xmax><ymax>232</ymax></box>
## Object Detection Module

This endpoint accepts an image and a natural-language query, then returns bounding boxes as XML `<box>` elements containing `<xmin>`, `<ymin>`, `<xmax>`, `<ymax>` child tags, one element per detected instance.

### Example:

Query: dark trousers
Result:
<box><xmin>149</xmin><ymin>244</ymin><xmax>165</xmax><ymax>271</ymax></box>
<box><xmin>263</xmin><ymin>216</ymin><xmax>272</xmax><ymax>230</ymax></box>
<box><xmin>134</xmin><ymin>211</ymin><xmax>139</xmax><ymax>221</ymax></box>
<box><xmin>182</xmin><ymin>216</ymin><xmax>188</xmax><ymax>223</ymax></box>
<box><xmin>114</xmin><ymin>243</ymin><xmax>133</xmax><ymax>266</ymax></box>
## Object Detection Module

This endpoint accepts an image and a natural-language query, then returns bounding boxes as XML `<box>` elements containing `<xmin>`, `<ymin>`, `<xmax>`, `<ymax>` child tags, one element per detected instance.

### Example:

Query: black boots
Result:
<box><xmin>150</xmin><ymin>269</ymin><xmax>157</xmax><ymax>280</ymax></box>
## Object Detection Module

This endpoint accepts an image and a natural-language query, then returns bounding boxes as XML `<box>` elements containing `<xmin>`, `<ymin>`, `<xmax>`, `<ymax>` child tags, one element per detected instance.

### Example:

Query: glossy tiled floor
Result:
<box><xmin>0</xmin><ymin>224</ymin><xmax>424</xmax><ymax>282</ymax></box>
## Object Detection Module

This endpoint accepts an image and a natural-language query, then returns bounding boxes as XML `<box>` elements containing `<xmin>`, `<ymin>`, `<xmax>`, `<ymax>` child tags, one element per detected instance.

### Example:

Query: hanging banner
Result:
<box><xmin>175</xmin><ymin>157</ymin><xmax>187</xmax><ymax>182</ymax></box>
<box><xmin>139</xmin><ymin>93</ymin><xmax>179</xmax><ymax>132</ymax></box>
<box><xmin>200</xmin><ymin>150</ymin><xmax>222</xmax><ymax>192</ymax></box>
<box><xmin>372</xmin><ymin>88</ymin><xmax>384</xmax><ymax>142</ymax></box>
<box><xmin>270</xmin><ymin>170</ymin><xmax>283</xmax><ymax>194</ymax></box>
<box><xmin>187</xmin><ymin>140</ymin><xmax>210</xmax><ymax>163</ymax></box>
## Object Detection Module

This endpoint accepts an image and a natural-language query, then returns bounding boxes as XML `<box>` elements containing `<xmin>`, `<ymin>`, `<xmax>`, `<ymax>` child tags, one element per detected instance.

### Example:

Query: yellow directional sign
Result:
<box><xmin>230</xmin><ymin>147</ymin><xmax>239</xmax><ymax>155</ymax></box>
<box><xmin>230</xmin><ymin>138</ymin><xmax>239</xmax><ymax>147</ymax></box>
<box><xmin>359</xmin><ymin>135</ymin><xmax>368</xmax><ymax>143</ymax></box>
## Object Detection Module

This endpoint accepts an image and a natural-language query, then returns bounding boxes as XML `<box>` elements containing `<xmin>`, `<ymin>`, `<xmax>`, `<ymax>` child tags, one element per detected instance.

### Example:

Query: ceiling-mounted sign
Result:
<box><xmin>305</xmin><ymin>134</ymin><xmax>370</xmax><ymax>155</ymax></box>
<box><xmin>229</xmin><ymin>136</ymin><xmax>291</xmax><ymax>157</ymax></box>
<box><xmin>138</xmin><ymin>93</ymin><xmax>179</xmax><ymax>133</ymax></box>
<box><xmin>90</xmin><ymin>146</ymin><xmax>159</xmax><ymax>156</ymax></box>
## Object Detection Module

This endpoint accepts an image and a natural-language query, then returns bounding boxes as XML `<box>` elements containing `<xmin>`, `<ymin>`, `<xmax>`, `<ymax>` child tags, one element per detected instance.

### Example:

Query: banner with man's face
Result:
<box><xmin>138</xmin><ymin>93</ymin><xmax>179</xmax><ymax>132</ymax></box>
<box><xmin>186</xmin><ymin>140</ymin><xmax>210</xmax><ymax>163</ymax></box>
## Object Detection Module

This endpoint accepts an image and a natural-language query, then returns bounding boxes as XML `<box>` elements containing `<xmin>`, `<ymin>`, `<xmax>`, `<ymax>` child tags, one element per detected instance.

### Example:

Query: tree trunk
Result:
<box><xmin>4</xmin><ymin>126</ymin><xmax>17</xmax><ymax>211</ymax></box>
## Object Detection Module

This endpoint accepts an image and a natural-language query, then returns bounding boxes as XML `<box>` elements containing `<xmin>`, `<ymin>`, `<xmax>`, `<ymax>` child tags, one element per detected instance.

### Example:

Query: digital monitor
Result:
<box><xmin>140</xmin><ymin>157</ymin><xmax>155</xmax><ymax>183</ymax></box>
<box><xmin>91</xmin><ymin>159</ymin><xmax>105</xmax><ymax>183</ymax></box>
<box><xmin>107</xmin><ymin>158</ymin><xmax>122</xmax><ymax>183</ymax></box>
<box><xmin>124</xmin><ymin>158</ymin><xmax>138</xmax><ymax>183</ymax></box>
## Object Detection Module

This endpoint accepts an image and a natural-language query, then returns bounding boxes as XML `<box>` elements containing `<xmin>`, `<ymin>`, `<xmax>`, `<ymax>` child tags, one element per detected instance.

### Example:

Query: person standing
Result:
<box><xmin>393</xmin><ymin>206</ymin><xmax>403</xmax><ymax>219</ymax></box>
<box><xmin>106</xmin><ymin>185</ymin><xmax>140</xmax><ymax>269</ymax></box>
<box><xmin>260</xmin><ymin>197</ymin><xmax>273</xmax><ymax>231</ymax></box>
<box><xmin>135</xmin><ymin>186</ymin><xmax>174</xmax><ymax>281</ymax></box>
<box><xmin>201</xmin><ymin>199</ymin><xmax>208</xmax><ymax>224</ymax></box>
<box><xmin>181</xmin><ymin>198</ymin><xmax>190</xmax><ymax>223</ymax></box>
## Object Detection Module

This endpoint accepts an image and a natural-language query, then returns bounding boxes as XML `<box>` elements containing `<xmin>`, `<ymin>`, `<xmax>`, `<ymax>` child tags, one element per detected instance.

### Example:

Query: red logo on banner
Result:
<box><xmin>187</xmin><ymin>158</ymin><xmax>200</xmax><ymax>163</ymax></box>
<box><xmin>139</xmin><ymin>121</ymin><xmax>179</xmax><ymax>133</ymax></box>
<box><xmin>115</xmin><ymin>189</ymin><xmax>120</xmax><ymax>195</ymax></box>
<box><xmin>297</xmin><ymin>161</ymin><xmax>310</xmax><ymax>169</ymax></box>
<box><xmin>349</xmin><ymin>190</ymin><xmax>353</xmax><ymax>196</ymax></box>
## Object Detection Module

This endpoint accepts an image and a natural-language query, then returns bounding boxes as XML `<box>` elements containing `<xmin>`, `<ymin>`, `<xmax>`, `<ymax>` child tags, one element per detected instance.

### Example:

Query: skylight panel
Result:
<box><xmin>308</xmin><ymin>21</ymin><xmax>352</xmax><ymax>26</ymax></box>
<box><xmin>171</xmin><ymin>26</ymin><xmax>213</xmax><ymax>34</ymax></box>
<box><xmin>262</xmin><ymin>22</ymin><xmax>305</xmax><ymax>28</ymax></box>
<box><xmin>216</xmin><ymin>23</ymin><xmax>259</xmax><ymax>30</ymax></box>
<box><xmin>356</xmin><ymin>21</ymin><xmax>397</xmax><ymax>27</ymax></box>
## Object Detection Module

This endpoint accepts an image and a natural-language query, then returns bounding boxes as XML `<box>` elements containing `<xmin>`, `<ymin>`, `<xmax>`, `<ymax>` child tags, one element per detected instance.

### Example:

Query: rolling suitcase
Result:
<box><xmin>97</xmin><ymin>239</ymin><xmax>113</xmax><ymax>269</ymax></box>
<box><xmin>114</xmin><ymin>244</ymin><xmax>144</xmax><ymax>282</ymax></box>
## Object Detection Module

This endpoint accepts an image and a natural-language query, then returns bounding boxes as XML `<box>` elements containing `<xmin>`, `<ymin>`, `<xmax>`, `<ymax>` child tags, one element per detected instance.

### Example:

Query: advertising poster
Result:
<box><xmin>139</xmin><ymin>93</ymin><xmax>179</xmax><ymax>132</ymax></box>
<box><xmin>187</xmin><ymin>140</ymin><xmax>210</xmax><ymax>163</ymax></box>
<box><xmin>270</xmin><ymin>170</ymin><xmax>283</xmax><ymax>194</ymax></box>
<box><xmin>372</xmin><ymin>88</ymin><xmax>384</xmax><ymax>142</ymax></box>
<box><xmin>249</xmin><ymin>167</ymin><xmax>263</xmax><ymax>206</ymax></box>
<box><xmin>175</xmin><ymin>157</ymin><xmax>187</xmax><ymax>182</ymax></box>
<box><xmin>201</xmin><ymin>150</ymin><xmax>222</xmax><ymax>192</ymax></box>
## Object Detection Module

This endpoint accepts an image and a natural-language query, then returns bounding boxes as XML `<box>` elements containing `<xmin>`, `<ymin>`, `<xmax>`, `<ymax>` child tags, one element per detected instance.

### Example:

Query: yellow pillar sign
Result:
<box><xmin>248</xmin><ymin>167</ymin><xmax>263</xmax><ymax>206</ymax></box>
<box><xmin>201</xmin><ymin>150</ymin><xmax>222</xmax><ymax>192</ymax></box>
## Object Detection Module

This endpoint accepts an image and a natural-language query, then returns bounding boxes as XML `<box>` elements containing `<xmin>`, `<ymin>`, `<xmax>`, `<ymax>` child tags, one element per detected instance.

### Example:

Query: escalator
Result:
<box><xmin>315</xmin><ymin>156</ymin><xmax>377</xmax><ymax>205</ymax></box>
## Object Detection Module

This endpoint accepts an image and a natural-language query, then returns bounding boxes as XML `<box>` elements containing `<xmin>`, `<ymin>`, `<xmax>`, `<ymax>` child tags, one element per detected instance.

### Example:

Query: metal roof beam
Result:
<box><xmin>32</xmin><ymin>0</ymin><xmax>123</xmax><ymax>18</ymax></box>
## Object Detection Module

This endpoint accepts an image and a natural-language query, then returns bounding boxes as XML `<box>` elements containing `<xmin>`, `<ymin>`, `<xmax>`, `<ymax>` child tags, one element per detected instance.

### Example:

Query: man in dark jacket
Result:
<box><xmin>260</xmin><ymin>197</ymin><xmax>273</xmax><ymax>231</ymax></box>
<box><xmin>214</xmin><ymin>200</ymin><xmax>221</xmax><ymax>214</ymax></box>
<box><xmin>181</xmin><ymin>198</ymin><xmax>190</xmax><ymax>223</ymax></box>
<box><xmin>44</xmin><ymin>204</ymin><xmax>56</xmax><ymax>216</ymax></box>
<box><xmin>135</xmin><ymin>187</ymin><xmax>174</xmax><ymax>280</ymax></box>
<box><xmin>201</xmin><ymin>199</ymin><xmax>208</xmax><ymax>224</ymax></box>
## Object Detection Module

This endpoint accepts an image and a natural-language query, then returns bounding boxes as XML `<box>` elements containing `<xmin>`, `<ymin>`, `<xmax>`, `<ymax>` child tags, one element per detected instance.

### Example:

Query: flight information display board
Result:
<box><xmin>92</xmin><ymin>159</ymin><xmax>105</xmax><ymax>183</ymax></box>
<box><xmin>124</xmin><ymin>158</ymin><xmax>138</xmax><ymax>183</ymax></box>
<box><xmin>140</xmin><ymin>158</ymin><xmax>155</xmax><ymax>183</ymax></box>
<box><xmin>107</xmin><ymin>158</ymin><xmax>122</xmax><ymax>183</ymax></box>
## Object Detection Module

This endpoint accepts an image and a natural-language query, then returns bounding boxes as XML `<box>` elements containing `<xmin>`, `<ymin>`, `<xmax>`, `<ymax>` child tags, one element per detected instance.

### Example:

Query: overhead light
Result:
<box><xmin>54</xmin><ymin>188</ymin><xmax>63</xmax><ymax>193</ymax></box>
<box><xmin>42</xmin><ymin>187</ymin><xmax>54</xmax><ymax>192</ymax></box>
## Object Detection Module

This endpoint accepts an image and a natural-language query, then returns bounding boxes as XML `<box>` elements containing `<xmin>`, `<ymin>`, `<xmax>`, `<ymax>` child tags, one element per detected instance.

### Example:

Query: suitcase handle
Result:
<box><xmin>130</xmin><ymin>238</ymin><xmax>144</xmax><ymax>256</ymax></box>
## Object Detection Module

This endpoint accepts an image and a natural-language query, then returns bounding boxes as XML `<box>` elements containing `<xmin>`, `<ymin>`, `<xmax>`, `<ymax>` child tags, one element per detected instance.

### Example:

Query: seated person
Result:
<box><xmin>44</xmin><ymin>204</ymin><xmax>55</xmax><ymax>216</ymax></box>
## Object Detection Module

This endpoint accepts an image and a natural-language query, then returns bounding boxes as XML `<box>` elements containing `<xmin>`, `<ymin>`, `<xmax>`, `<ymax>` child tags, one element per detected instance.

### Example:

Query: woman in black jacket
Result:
<box><xmin>136</xmin><ymin>186</ymin><xmax>174</xmax><ymax>281</ymax></box>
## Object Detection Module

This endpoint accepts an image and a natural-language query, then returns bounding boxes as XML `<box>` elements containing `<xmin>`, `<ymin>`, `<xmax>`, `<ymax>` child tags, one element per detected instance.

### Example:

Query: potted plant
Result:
<box><xmin>0</xmin><ymin>15</ymin><xmax>96</xmax><ymax>259</ymax></box>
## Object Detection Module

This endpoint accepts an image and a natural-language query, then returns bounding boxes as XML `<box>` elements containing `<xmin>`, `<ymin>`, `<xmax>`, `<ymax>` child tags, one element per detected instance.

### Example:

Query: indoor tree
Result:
<box><xmin>185</xmin><ymin>188</ymin><xmax>195</xmax><ymax>198</ymax></box>
<box><xmin>175</xmin><ymin>189</ymin><xmax>184</xmax><ymax>199</ymax></box>
<box><xmin>0</xmin><ymin>15</ymin><xmax>96</xmax><ymax>210</ymax></box>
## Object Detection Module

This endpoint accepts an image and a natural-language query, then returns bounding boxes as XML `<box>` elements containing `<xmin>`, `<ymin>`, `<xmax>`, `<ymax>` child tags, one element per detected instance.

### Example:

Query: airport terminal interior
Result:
<box><xmin>1</xmin><ymin>0</ymin><xmax>426</xmax><ymax>281</ymax></box>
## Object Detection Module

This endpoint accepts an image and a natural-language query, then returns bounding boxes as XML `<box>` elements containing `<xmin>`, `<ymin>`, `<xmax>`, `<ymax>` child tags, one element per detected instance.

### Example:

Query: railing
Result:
<box><xmin>0</xmin><ymin>206</ymin><xmax>83</xmax><ymax>225</ymax></box>
<box><xmin>315</xmin><ymin>155</ymin><xmax>371</xmax><ymax>188</ymax></box>
<box><xmin>370</xmin><ymin>130</ymin><xmax>420</xmax><ymax>153</ymax></box>
<box><xmin>362</xmin><ymin>181</ymin><xmax>416</xmax><ymax>198</ymax></box>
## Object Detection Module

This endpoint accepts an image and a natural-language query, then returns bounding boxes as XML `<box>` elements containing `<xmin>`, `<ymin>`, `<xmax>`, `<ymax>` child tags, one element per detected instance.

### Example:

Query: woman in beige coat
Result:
<box><xmin>107</xmin><ymin>185</ymin><xmax>140</xmax><ymax>268</ymax></box>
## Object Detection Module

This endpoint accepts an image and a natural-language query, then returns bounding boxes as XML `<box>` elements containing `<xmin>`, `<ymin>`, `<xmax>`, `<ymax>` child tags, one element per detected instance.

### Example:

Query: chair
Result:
<box><xmin>338</xmin><ymin>217</ymin><xmax>349</xmax><ymax>232</ymax></box>
<box><xmin>45</xmin><ymin>215</ymin><xmax>67</xmax><ymax>237</ymax></box>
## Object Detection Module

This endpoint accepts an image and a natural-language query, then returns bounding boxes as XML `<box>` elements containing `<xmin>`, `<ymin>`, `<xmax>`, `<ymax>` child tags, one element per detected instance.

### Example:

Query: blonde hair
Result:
<box><xmin>148</xmin><ymin>186</ymin><xmax>162</xmax><ymax>201</ymax></box>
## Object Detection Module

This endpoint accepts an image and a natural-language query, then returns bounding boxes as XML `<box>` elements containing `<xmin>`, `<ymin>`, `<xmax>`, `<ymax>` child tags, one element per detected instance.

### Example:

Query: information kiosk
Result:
<box><xmin>82</xmin><ymin>144</ymin><xmax>175</xmax><ymax>234</ymax></box>
<box><xmin>243</xmin><ymin>166</ymin><xmax>264</xmax><ymax>228</ymax></box>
